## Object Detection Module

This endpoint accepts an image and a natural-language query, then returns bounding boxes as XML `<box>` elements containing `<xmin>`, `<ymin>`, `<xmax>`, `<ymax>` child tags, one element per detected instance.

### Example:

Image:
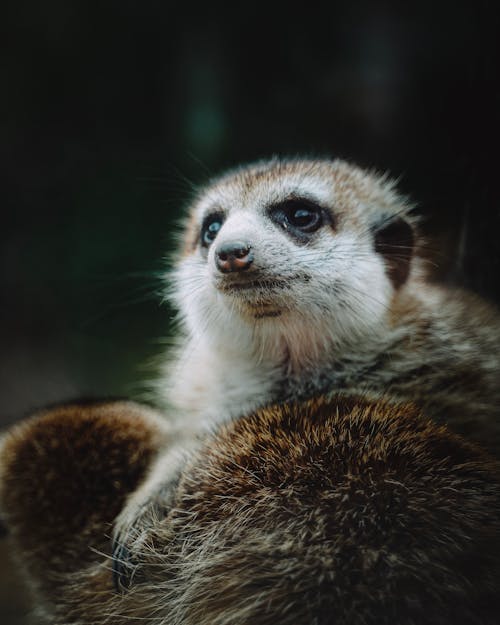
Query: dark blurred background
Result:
<box><xmin>1</xmin><ymin>1</ymin><xmax>499</xmax><ymax>621</ymax></box>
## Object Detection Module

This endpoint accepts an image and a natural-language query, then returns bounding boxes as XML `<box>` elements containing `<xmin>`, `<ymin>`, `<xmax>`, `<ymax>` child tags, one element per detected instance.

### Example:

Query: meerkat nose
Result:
<box><xmin>215</xmin><ymin>241</ymin><xmax>254</xmax><ymax>273</ymax></box>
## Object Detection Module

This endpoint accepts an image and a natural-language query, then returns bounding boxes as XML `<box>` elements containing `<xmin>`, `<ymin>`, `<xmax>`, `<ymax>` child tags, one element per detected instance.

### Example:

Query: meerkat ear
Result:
<box><xmin>0</xmin><ymin>400</ymin><xmax>170</xmax><ymax>599</ymax></box>
<box><xmin>374</xmin><ymin>216</ymin><xmax>415</xmax><ymax>289</ymax></box>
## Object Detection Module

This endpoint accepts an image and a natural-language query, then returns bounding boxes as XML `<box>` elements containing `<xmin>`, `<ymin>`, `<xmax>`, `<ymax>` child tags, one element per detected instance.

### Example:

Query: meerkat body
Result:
<box><xmin>162</xmin><ymin>157</ymin><xmax>500</xmax><ymax>453</ymax></box>
<box><xmin>2</xmin><ymin>398</ymin><xmax>499</xmax><ymax>625</ymax></box>
<box><xmin>2</xmin><ymin>158</ymin><xmax>500</xmax><ymax>624</ymax></box>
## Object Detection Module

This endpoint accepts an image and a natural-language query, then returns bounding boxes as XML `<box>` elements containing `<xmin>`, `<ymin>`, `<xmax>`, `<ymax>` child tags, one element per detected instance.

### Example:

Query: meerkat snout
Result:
<box><xmin>215</xmin><ymin>240</ymin><xmax>254</xmax><ymax>273</ymax></box>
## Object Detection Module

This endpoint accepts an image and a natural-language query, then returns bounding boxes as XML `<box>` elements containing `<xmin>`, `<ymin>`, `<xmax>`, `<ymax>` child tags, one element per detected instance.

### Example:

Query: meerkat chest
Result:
<box><xmin>169</xmin><ymin>340</ymin><xmax>282</xmax><ymax>423</ymax></box>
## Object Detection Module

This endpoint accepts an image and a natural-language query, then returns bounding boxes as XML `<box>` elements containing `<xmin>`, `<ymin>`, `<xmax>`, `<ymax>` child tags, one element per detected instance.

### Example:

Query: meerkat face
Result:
<box><xmin>170</xmin><ymin>158</ymin><xmax>415</xmax><ymax>355</ymax></box>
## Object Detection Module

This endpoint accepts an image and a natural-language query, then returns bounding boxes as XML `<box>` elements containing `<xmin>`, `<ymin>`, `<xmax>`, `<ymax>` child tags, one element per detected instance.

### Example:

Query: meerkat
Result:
<box><xmin>106</xmin><ymin>156</ymin><xmax>500</xmax><ymax>609</ymax></box>
<box><xmin>1</xmin><ymin>158</ymin><xmax>500</xmax><ymax>623</ymax></box>
<box><xmin>161</xmin><ymin>156</ymin><xmax>500</xmax><ymax>454</ymax></box>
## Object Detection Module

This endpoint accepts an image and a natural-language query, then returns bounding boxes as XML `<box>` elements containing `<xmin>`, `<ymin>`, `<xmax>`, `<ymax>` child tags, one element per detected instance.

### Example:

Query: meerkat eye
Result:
<box><xmin>270</xmin><ymin>199</ymin><xmax>324</xmax><ymax>235</ymax></box>
<box><xmin>201</xmin><ymin>214</ymin><xmax>224</xmax><ymax>247</ymax></box>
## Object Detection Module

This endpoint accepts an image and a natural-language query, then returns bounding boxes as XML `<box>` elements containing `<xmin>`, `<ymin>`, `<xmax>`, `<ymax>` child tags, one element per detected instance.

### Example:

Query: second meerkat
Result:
<box><xmin>161</xmin><ymin>157</ymin><xmax>500</xmax><ymax>454</ymax></box>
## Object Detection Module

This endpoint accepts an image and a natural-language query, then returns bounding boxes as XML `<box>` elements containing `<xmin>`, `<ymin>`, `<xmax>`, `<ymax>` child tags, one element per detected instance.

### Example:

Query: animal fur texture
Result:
<box><xmin>162</xmin><ymin>157</ymin><xmax>500</xmax><ymax>455</ymax></box>
<box><xmin>1</xmin><ymin>157</ymin><xmax>500</xmax><ymax>623</ymax></box>
<box><xmin>1</xmin><ymin>398</ymin><xmax>500</xmax><ymax>624</ymax></box>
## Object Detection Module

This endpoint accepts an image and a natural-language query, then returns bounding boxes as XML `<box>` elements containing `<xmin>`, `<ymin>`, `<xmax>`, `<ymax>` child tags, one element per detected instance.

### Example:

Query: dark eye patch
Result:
<box><xmin>269</xmin><ymin>198</ymin><xmax>328</xmax><ymax>241</ymax></box>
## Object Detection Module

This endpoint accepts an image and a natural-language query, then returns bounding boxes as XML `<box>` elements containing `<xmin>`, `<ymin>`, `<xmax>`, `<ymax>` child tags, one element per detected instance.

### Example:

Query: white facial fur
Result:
<box><xmin>163</xmin><ymin>158</ymin><xmax>415</xmax><ymax>422</ymax></box>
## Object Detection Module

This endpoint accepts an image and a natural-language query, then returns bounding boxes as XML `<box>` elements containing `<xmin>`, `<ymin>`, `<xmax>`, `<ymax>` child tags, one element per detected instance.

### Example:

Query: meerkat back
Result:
<box><xmin>1</xmin><ymin>397</ymin><xmax>499</xmax><ymax>624</ymax></box>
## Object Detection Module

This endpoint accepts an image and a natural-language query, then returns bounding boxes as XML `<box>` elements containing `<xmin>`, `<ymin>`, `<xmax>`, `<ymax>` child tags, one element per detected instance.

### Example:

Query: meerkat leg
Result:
<box><xmin>111</xmin><ymin>439</ymin><xmax>198</xmax><ymax>591</ymax></box>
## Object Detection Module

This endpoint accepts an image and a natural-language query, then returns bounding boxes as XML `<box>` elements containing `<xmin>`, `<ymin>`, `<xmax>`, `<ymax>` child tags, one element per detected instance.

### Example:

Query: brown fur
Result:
<box><xmin>1</xmin><ymin>398</ymin><xmax>499</xmax><ymax>624</ymax></box>
<box><xmin>0</xmin><ymin>400</ymin><xmax>169</xmax><ymax>608</ymax></box>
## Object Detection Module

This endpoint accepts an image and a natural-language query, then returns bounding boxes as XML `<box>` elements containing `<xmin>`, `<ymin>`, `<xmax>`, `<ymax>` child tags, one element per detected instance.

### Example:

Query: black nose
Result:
<box><xmin>215</xmin><ymin>241</ymin><xmax>253</xmax><ymax>273</ymax></box>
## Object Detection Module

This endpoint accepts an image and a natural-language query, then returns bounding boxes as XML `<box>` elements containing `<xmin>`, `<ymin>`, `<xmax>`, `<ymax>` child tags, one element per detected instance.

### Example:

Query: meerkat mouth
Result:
<box><xmin>213</xmin><ymin>273</ymin><xmax>313</xmax><ymax>320</ymax></box>
<box><xmin>215</xmin><ymin>272</ymin><xmax>309</xmax><ymax>294</ymax></box>
<box><xmin>217</xmin><ymin>279</ymin><xmax>288</xmax><ymax>292</ymax></box>
<box><xmin>253</xmin><ymin>309</ymin><xmax>282</xmax><ymax>319</ymax></box>
<box><xmin>213</xmin><ymin>277</ymin><xmax>285</xmax><ymax>319</ymax></box>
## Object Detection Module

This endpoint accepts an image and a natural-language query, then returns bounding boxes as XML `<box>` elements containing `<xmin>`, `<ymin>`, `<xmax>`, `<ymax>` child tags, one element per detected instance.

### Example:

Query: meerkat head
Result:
<box><xmin>170</xmin><ymin>158</ymin><xmax>417</xmax><ymax>362</ymax></box>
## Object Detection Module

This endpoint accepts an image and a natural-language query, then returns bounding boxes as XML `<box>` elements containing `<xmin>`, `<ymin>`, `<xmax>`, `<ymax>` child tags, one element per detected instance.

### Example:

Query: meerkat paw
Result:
<box><xmin>111</xmin><ymin>444</ymin><xmax>192</xmax><ymax>592</ymax></box>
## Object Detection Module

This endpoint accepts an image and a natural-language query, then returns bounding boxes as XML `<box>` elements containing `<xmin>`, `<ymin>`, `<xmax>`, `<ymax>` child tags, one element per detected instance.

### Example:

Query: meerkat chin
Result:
<box><xmin>159</xmin><ymin>156</ymin><xmax>500</xmax><ymax>456</ymax></box>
